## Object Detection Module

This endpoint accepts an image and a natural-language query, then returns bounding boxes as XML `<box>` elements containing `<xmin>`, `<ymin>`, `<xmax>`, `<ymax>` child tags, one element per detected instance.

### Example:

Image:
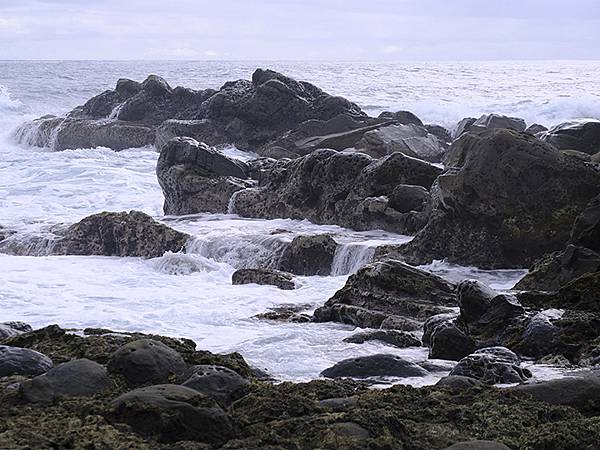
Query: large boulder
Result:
<box><xmin>181</xmin><ymin>364</ymin><xmax>250</xmax><ymax>407</ymax></box>
<box><xmin>20</xmin><ymin>358</ymin><xmax>112</xmax><ymax>403</ymax></box>
<box><xmin>0</xmin><ymin>345</ymin><xmax>53</xmax><ymax>377</ymax></box>
<box><xmin>232</xmin><ymin>149</ymin><xmax>441</xmax><ymax>234</ymax></box>
<box><xmin>313</xmin><ymin>260</ymin><xmax>456</xmax><ymax>328</ymax></box>
<box><xmin>429</xmin><ymin>322</ymin><xmax>476</xmax><ymax>361</ymax></box>
<box><xmin>399</xmin><ymin>129</ymin><xmax>600</xmax><ymax>269</ymax></box>
<box><xmin>51</xmin><ymin>210</ymin><xmax>189</xmax><ymax>258</ymax></box>
<box><xmin>277</xmin><ymin>234</ymin><xmax>337</xmax><ymax>276</ymax></box>
<box><xmin>470</xmin><ymin>114</ymin><xmax>527</xmax><ymax>133</ymax></box>
<box><xmin>111</xmin><ymin>384</ymin><xmax>233</xmax><ymax>444</ymax></box>
<box><xmin>232</xmin><ymin>268</ymin><xmax>295</xmax><ymax>290</ymax></box>
<box><xmin>107</xmin><ymin>339</ymin><xmax>188</xmax><ymax>386</ymax></box>
<box><xmin>449</xmin><ymin>347</ymin><xmax>531</xmax><ymax>384</ymax></box>
<box><xmin>320</xmin><ymin>354</ymin><xmax>429</xmax><ymax>378</ymax></box>
<box><xmin>539</xmin><ymin>119</ymin><xmax>600</xmax><ymax>154</ymax></box>
<box><xmin>354</xmin><ymin>123</ymin><xmax>448</xmax><ymax>162</ymax></box>
<box><xmin>156</xmin><ymin>137</ymin><xmax>254</xmax><ymax>215</ymax></box>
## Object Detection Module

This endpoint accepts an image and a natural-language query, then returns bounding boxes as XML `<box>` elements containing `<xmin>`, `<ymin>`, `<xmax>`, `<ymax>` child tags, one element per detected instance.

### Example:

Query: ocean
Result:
<box><xmin>1</xmin><ymin>60</ymin><xmax>597</xmax><ymax>383</ymax></box>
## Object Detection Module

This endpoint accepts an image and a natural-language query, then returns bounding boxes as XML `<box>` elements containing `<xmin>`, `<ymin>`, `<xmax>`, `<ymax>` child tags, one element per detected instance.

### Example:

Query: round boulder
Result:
<box><xmin>321</xmin><ymin>354</ymin><xmax>429</xmax><ymax>379</ymax></box>
<box><xmin>0</xmin><ymin>345</ymin><xmax>53</xmax><ymax>377</ymax></box>
<box><xmin>181</xmin><ymin>365</ymin><xmax>250</xmax><ymax>407</ymax></box>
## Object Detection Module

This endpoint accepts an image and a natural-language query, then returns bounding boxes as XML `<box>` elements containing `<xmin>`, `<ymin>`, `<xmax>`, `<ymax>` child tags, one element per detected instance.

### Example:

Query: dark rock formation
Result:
<box><xmin>436</xmin><ymin>375</ymin><xmax>482</xmax><ymax>390</ymax></box>
<box><xmin>453</xmin><ymin>117</ymin><xmax>476</xmax><ymax>138</ymax></box>
<box><xmin>232</xmin><ymin>268</ymin><xmax>295</xmax><ymax>290</ymax></box>
<box><xmin>233</xmin><ymin>149</ymin><xmax>441</xmax><ymax>234</ymax></box>
<box><xmin>253</xmin><ymin>303</ymin><xmax>312</xmax><ymax>323</ymax></box>
<box><xmin>449</xmin><ymin>347</ymin><xmax>531</xmax><ymax>384</ymax></box>
<box><xmin>111</xmin><ymin>384</ymin><xmax>233</xmax><ymax>444</ymax></box>
<box><xmin>425</xmin><ymin>124</ymin><xmax>452</xmax><ymax>143</ymax></box>
<box><xmin>51</xmin><ymin>210</ymin><xmax>189</xmax><ymax>258</ymax></box>
<box><xmin>525</xmin><ymin>123</ymin><xmax>548</xmax><ymax>135</ymax></box>
<box><xmin>278</xmin><ymin>234</ymin><xmax>337</xmax><ymax>276</ymax></box>
<box><xmin>443</xmin><ymin>441</ymin><xmax>511</xmax><ymax>450</ymax></box>
<box><xmin>321</xmin><ymin>354</ymin><xmax>429</xmax><ymax>378</ymax></box>
<box><xmin>0</xmin><ymin>322</ymin><xmax>32</xmax><ymax>341</ymax></box>
<box><xmin>539</xmin><ymin>119</ymin><xmax>600</xmax><ymax>154</ymax></box>
<box><xmin>399</xmin><ymin>129</ymin><xmax>600</xmax><ymax>269</ymax></box>
<box><xmin>343</xmin><ymin>330</ymin><xmax>421</xmax><ymax>348</ymax></box>
<box><xmin>470</xmin><ymin>114</ymin><xmax>527</xmax><ymax>133</ymax></box>
<box><xmin>429</xmin><ymin>322</ymin><xmax>476</xmax><ymax>361</ymax></box>
<box><xmin>20</xmin><ymin>359</ymin><xmax>112</xmax><ymax>403</ymax></box>
<box><xmin>378</xmin><ymin>110</ymin><xmax>424</xmax><ymax>126</ymax></box>
<box><xmin>0</xmin><ymin>345</ymin><xmax>52</xmax><ymax>377</ymax></box>
<box><xmin>313</xmin><ymin>260</ymin><xmax>456</xmax><ymax>328</ymax></box>
<box><xmin>107</xmin><ymin>339</ymin><xmax>188</xmax><ymax>386</ymax></box>
<box><xmin>156</xmin><ymin>137</ymin><xmax>254</xmax><ymax>215</ymax></box>
<box><xmin>181</xmin><ymin>364</ymin><xmax>250</xmax><ymax>407</ymax></box>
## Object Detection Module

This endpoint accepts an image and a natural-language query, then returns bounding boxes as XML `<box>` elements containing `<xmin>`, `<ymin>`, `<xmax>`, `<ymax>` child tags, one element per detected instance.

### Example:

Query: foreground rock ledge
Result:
<box><xmin>1</xmin><ymin>324</ymin><xmax>600</xmax><ymax>449</ymax></box>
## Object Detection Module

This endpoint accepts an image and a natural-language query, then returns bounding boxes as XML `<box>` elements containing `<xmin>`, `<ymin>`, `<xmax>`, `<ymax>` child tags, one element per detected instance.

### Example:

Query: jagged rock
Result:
<box><xmin>399</xmin><ymin>129</ymin><xmax>600</xmax><ymax>269</ymax></box>
<box><xmin>156</xmin><ymin>137</ymin><xmax>254</xmax><ymax>215</ymax></box>
<box><xmin>539</xmin><ymin>119</ymin><xmax>600</xmax><ymax>154</ymax></box>
<box><xmin>233</xmin><ymin>149</ymin><xmax>441</xmax><ymax>234</ymax></box>
<box><xmin>0</xmin><ymin>322</ymin><xmax>32</xmax><ymax>341</ymax></box>
<box><xmin>107</xmin><ymin>339</ymin><xmax>188</xmax><ymax>386</ymax></box>
<box><xmin>378</xmin><ymin>110</ymin><xmax>424</xmax><ymax>126</ymax></box>
<box><xmin>321</xmin><ymin>354</ymin><xmax>429</xmax><ymax>378</ymax></box>
<box><xmin>453</xmin><ymin>117</ymin><xmax>476</xmax><ymax>138</ymax></box>
<box><xmin>355</xmin><ymin>123</ymin><xmax>447</xmax><ymax>162</ymax></box>
<box><xmin>515</xmin><ymin>245</ymin><xmax>600</xmax><ymax>291</ymax></box>
<box><xmin>470</xmin><ymin>114</ymin><xmax>527</xmax><ymax>133</ymax></box>
<box><xmin>313</xmin><ymin>260</ymin><xmax>456</xmax><ymax>328</ymax></box>
<box><xmin>232</xmin><ymin>268</ymin><xmax>295</xmax><ymax>290</ymax></box>
<box><xmin>20</xmin><ymin>359</ymin><xmax>112</xmax><ymax>403</ymax></box>
<box><xmin>0</xmin><ymin>345</ymin><xmax>52</xmax><ymax>377</ymax></box>
<box><xmin>343</xmin><ymin>330</ymin><xmax>421</xmax><ymax>348</ymax></box>
<box><xmin>436</xmin><ymin>375</ymin><xmax>482</xmax><ymax>390</ymax></box>
<box><xmin>425</xmin><ymin>124</ymin><xmax>452</xmax><ymax>143</ymax></box>
<box><xmin>253</xmin><ymin>303</ymin><xmax>312</xmax><ymax>323</ymax></box>
<box><xmin>155</xmin><ymin>119</ymin><xmax>229</xmax><ymax>150</ymax></box>
<box><xmin>51</xmin><ymin>210</ymin><xmax>189</xmax><ymax>258</ymax></box>
<box><xmin>379</xmin><ymin>316</ymin><xmax>422</xmax><ymax>331</ymax></box>
<box><xmin>277</xmin><ymin>234</ymin><xmax>337</xmax><ymax>276</ymax></box>
<box><xmin>525</xmin><ymin>123</ymin><xmax>548</xmax><ymax>135</ymax></box>
<box><xmin>181</xmin><ymin>365</ymin><xmax>249</xmax><ymax>407</ymax></box>
<box><xmin>111</xmin><ymin>384</ymin><xmax>233</xmax><ymax>444</ymax></box>
<box><xmin>246</xmin><ymin>157</ymin><xmax>279</xmax><ymax>182</ymax></box>
<box><xmin>449</xmin><ymin>347</ymin><xmax>531</xmax><ymax>384</ymax></box>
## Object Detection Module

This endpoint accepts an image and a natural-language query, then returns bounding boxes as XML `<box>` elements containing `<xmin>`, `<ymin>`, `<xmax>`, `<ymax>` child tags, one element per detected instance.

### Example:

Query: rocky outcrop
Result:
<box><xmin>453</xmin><ymin>117</ymin><xmax>476</xmax><ymax>138</ymax></box>
<box><xmin>232</xmin><ymin>149</ymin><xmax>441</xmax><ymax>234</ymax></box>
<box><xmin>156</xmin><ymin>137</ymin><xmax>254</xmax><ymax>214</ymax></box>
<box><xmin>0</xmin><ymin>322</ymin><xmax>32</xmax><ymax>340</ymax></box>
<box><xmin>525</xmin><ymin>123</ymin><xmax>548</xmax><ymax>135</ymax></box>
<box><xmin>470</xmin><ymin>114</ymin><xmax>527</xmax><ymax>133</ymax></box>
<box><xmin>399</xmin><ymin>129</ymin><xmax>600</xmax><ymax>269</ymax></box>
<box><xmin>320</xmin><ymin>354</ymin><xmax>429</xmax><ymax>378</ymax></box>
<box><xmin>343</xmin><ymin>330</ymin><xmax>421</xmax><ymax>348</ymax></box>
<box><xmin>313</xmin><ymin>260</ymin><xmax>456</xmax><ymax>328</ymax></box>
<box><xmin>232</xmin><ymin>268</ymin><xmax>295</xmax><ymax>290</ymax></box>
<box><xmin>539</xmin><ymin>119</ymin><xmax>600</xmax><ymax>154</ymax></box>
<box><xmin>51</xmin><ymin>210</ymin><xmax>189</xmax><ymax>258</ymax></box>
<box><xmin>378</xmin><ymin>110</ymin><xmax>424</xmax><ymax>126</ymax></box>
<box><xmin>277</xmin><ymin>234</ymin><xmax>337</xmax><ymax>275</ymax></box>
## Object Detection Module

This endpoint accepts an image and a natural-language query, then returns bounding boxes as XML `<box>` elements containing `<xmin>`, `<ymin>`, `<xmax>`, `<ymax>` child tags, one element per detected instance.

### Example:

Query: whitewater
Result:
<box><xmin>1</xmin><ymin>60</ymin><xmax>598</xmax><ymax>383</ymax></box>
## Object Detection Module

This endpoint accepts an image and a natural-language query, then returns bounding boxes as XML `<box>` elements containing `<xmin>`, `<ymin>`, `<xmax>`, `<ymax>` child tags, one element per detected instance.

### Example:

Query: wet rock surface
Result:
<box><xmin>232</xmin><ymin>267</ymin><xmax>295</xmax><ymax>289</ymax></box>
<box><xmin>277</xmin><ymin>233</ymin><xmax>337</xmax><ymax>275</ymax></box>
<box><xmin>0</xmin><ymin>345</ymin><xmax>53</xmax><ymax>377</ymax></box>
<box><xmin>449</xmin><ymin>347</ymin><xmax>532</xmax><ymax>384</ymax></box>
<box><xmin>321</xmin><ymin>354</ymin><xmax>429</xmax><ymax>378</ymax></box>
<box><xmin>181</xmin><ymin>364</ymin><xmax>250</xmax><ymax>407</ymax></box>
<box><xmin>539</xmin><ymin>119</ymin><xmax>600</xmax><ymax>154</ymax></box>
<box><xmin>343</xmin><ymin>329</ymin><xmax>421</xmax><ymax>348</ymax></box>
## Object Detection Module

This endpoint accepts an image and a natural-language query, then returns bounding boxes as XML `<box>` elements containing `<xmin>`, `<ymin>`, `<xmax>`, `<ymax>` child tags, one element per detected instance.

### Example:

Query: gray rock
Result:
<box><xmin>425</xmin><ymin>124</ymin><xmax>452</xmax><ymax>144</ymax></box>
<box><xmin>343</xmin><ymin>330</ymin><xmax>421</xmax><ymax>348</ymax></box>
<box><xmin>525</xmin><ymin>123</ymin><xmax>548</xmax><ymax>135</ymax></box>
<box><xmin>181</xmin><ymin>365</ymin><xmax>250</xmax><ymax>407</ymax></box>
<box><xmin>155</xmin><ymin>119</ymin><xmax>229</xmax><ymax>150</ymax></box>
<box><xmin>319</xmin><ymin>396</ymin><xmax>359</xmax><ymax>410</ymax></box>
<box><xmin>20</xmin><ymin>358</ymin><xmax>112</xmax><ymax>403</ymax></box>
<box><xmin>278</xmin><ymin>234</ymin><xmax>337</xmax><ymax>276</ymax></box>
<box><xmin>517</xmin><ymin>311</ymin><xmax>560</xmax><ymax>359</ymax></box>
<box><xmin>400</xmin><ymin>129</ymin><xmax>600</xmax><ymax>269</ymax></box>
<box><xmin>253</xmin><ymin>303</ymin><xmax>312</xmax><ymax>323</ymax></box>
<box><xmin>156</xmin><ymin>137</ymin><xmax>254</xmax><ymax>215</ymax></box>
<box><xmin>443</xmin><ymin>441</ymin><xmax>511</xmax><ymax>450</ymax></box>
<box><xmin>539</xmin><ymin>119</ymin><xmax>600</xmax><ymax>154</ymax></box>
<box><xmin>0</xmin><ymin>345</ymin><xmax>53</xmax><ymax>377</ymax></box>
<box><xmin>436</xmin><ymin>375</ymin><xmax>482</xmax><ymax>390</ymax></box>
<box><xmin>571</xmin><ymin>193</ymin><xmax>600</xmax><ymax>252</ymax></box>
<box><xmin>379</xmin><ymin>316</ymin><xmax>423</xmax><ymax>332</ymax></box>
<box><xmin>314</xmin><ymin>260</ymin><xmax>456</xmax><ymax>328</ymax></box>
<box><xmin>378</xmin><ymin>110</ymin><xmax>424</xmax><ymax>126</ymax></box>
<box><xmin>449</xmin><ymin>347</ymin><xmax>531</xmax><ymax>384</ymax></box>
<box><xmin>429</xmin><ymin>322</ymin><xmax>476</xmax><ymax>361</ymax></box>
<box><xmin>232</xmin><ymin>268</ymin><xmax>295</xmax><ymax>290</ymax></box>
<box><xmin>388</xmin><ymin>184</ymin><xmax>431</xmax><ymax>214</ymax></box>
<box><xmin>50</xmin><ymin>210</ymin><xmax>190</xmax><ymax>258</ymax></box>
<box><xmin>111</xmin><ymin>384</ymin><xmax>233</xmax><ymax>444</ymax></box>
<box><xmin>321</xmin><ymin>354</ymin><xmax>429</xmax><ymax>379</ymax></box>
<box><xmin>107</xmin><ymin>339</ymin><xmax>188</xmax><ymax>386</ymax></box>
<box><xmin>471</xmin><ymin>114</ymin><xmax>527</xmax><ymax>133</ymax></box>
<box><xmin>453</xmin><ymin>117</ymin><xmax>476</xmax><ymax>138</ymax></box>
<box><xmin>0</xmin><ymin>322</ymin><xmax>32</xmax><ymax>341</ymax></box>
<box><xmin>457</xmin><ymin>280</ymin><xmax>498</xmax><ymax>324</ymax></box>
<box><xmin>422</xmin><ymin>313</ymin><xmax>458</xmax><ymax>346</ymax></box>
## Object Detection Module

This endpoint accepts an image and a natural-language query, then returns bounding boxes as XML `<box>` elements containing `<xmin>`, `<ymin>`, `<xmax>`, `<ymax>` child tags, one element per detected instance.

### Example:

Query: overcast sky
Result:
<box><xmin>1</xmin><ymin>0</ymin><xmax>599</xmax><ymax>60</ymax></box>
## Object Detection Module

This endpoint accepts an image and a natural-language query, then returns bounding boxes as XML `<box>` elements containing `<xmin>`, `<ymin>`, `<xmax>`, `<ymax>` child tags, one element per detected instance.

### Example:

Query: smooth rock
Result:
<box><xmin>278</xmin><ymin>234</ymin><xmax>337</xmax><ymax>276</ymax></box>
<box><xmin>436</xmin><ymin>375</ymin><xmax>482</xmax><ymax>390</ymax></box>
<box><xmin>321</xmin><ymin>354</ymin><xmax>429</xmax><ymax>379</ymax></box>
<box><xmin>181</xmin><ymin>364</ymin><xmax>250</xmax><ymax>407</ymax></box>
<box><xmin>0</xmin><ymin>345</ymin><xmax>53</xmax><ymax>377</ymax></box>
<box><xmin>539</xmin><ymin>119</ymin><xmax>600</xmax><ymax>154</ymax></box>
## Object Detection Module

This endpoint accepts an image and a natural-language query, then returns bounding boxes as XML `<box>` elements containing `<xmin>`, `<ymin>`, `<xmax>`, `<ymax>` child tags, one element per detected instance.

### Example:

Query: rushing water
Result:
<box><xmin>1</xmin><ymin>60</ymin><xmax>597</xmax><ymax>383</ymax></box>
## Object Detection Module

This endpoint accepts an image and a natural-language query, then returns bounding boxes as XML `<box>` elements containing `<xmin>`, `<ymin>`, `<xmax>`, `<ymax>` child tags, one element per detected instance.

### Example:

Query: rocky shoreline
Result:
<box><xmin>3</xmin><ymin>68</ymin><xmax>600</xmax><ymax>448</ymax></box>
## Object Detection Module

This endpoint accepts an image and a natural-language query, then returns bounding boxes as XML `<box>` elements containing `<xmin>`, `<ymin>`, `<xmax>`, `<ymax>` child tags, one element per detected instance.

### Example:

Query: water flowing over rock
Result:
<box><xmin>233</xmin><ymin>149</ymin><xmax>441</xmax><ymax>234</ymax></box>
<box><xmin>313</xmin><ymin>260</ymin><xmax>456</xmax><ymax>328</ymax></box>
<box><xmin>539</xmin><ymin>119</ymin><xmax>600</xmax><ymax>154</ymax></box>
<box><xmin>157</xmin><ymin>137</ymin><xmax>254</xmax><ymax>215</ymax></box>
<box><xmin>399</xmin><ymin>129</ymin><xmax>600</xmax><ymax>269</ymax></box>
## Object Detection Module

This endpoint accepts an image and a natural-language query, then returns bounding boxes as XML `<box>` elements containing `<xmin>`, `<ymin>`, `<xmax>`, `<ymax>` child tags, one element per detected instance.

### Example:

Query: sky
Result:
<box><xmin>0</xmin><ymin>0</ymin><xmax>599</xmax><ymax>60</ymax></box>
